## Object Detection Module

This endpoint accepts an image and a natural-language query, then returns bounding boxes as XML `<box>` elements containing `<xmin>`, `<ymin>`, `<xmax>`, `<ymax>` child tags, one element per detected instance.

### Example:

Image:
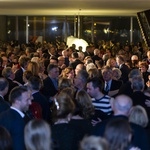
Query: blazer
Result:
<box><xmin>14</xmin><ymin>68</ymin><xmax>24</xmax><ymax>85</ymax></box>
<box><xmin>4</xmin><ymin>78</ymin><xmax>18</xmax><ymax>101</ymax></box>
<box><xmin>103</xmin><ymin>79</ymin><xmax>122</xmax><ymax>96</ymax></box>
<box><xmin>0</xmin><ymin>96</ymin><xmax>10</xmax><ymax>114</ymax></box>
<box><xmin>0</xmin><ymin>108</ymin><xmax>25</xmax><ymax>150</ymax></box>
<box><xmin>32</xmin><ymin>91</ymin><xmax>51</xmax><ymax>122</ymax></box>
<box><xmin>120</xmin><ymin>64</ymin><xmax>130</xmax><ymax>83</ymax></box>
<box><xmin>69</xmin><ymin>59</ymin><xmax>83</xmax><ymax>70</ymax></box>
<box><xmin>41</xmin><ymin>77</ymin><xmax>58</xmax><ymax>100</ymax></box>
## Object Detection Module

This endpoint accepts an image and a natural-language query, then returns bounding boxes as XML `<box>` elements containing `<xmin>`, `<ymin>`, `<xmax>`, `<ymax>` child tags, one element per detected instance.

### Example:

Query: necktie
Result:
<box><xmin>105</xmin><ymin>82</ymin><xmax>109</xmax><ymax>92</ymax></box>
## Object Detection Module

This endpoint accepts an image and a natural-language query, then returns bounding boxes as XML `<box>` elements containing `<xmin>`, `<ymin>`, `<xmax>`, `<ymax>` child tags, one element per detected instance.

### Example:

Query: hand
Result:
<box><xmin>145</xmin><ymin>99</ymin><xmax>150</xmax><ymax>107</ymax></box>
<box><xmin>129</xmin><ymin>147</ymin><xmax>141</xmax><ymax>150</ymax></box>
<box><xmin>91</xmin><ymin>118</ymin><xmax>102</xmax><ymax>126</ymax></box>
<box><xmin>61</xmin><ymin>64</ymin><xmax>66</xmax><ymax>69</ymax></box>
<box><xmin>146</xmin><ymin>80</ymin><xmax>150</xmax><ymax>88</ymax></box>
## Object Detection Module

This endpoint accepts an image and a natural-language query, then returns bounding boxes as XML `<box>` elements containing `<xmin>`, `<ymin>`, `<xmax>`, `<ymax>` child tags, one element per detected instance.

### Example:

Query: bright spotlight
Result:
<box><xmin>52</xmin><ymin>27</ymin><xmax>58</xmax><ymax>31</ymax></box>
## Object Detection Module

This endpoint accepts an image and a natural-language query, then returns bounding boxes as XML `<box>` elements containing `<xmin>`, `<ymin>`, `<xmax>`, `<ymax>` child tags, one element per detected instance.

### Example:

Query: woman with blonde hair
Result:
<box><xmin>80</xmin><ymin>136</ymin><xmax>108</xmax><ymax>150</ymax></box>
<box><xmin>88</xmin><ymin>68</ymin><xmax>100</xmax><ymax>78</ymax></box>
<box><xmin>86</xmin><ymin>63</ymin><xmax>97</xmax><ymax>72</ymax></box>
<box><xmin>60</xmin><ymin>67</ymin><xmax>74</xmax><ymax>80</ymax></box>
<box><xmin>129</xmin><ymin>105</ymin><xmax>149</xmax><ymax>128</ymax></box>
<box><xmin>112</xmin><ymin>67</ymin><xmax>122</xmax><ymax>80</ymax></box>
<box><xmin>27</xmin><ymin>61</ymin><xmax>39</xmax><ymax>77</ymax></box>
<box><xmin>24</xmin><ymin>119</ymin><xmax>52</xmax><ymax>150</ymax></box>
<box><xmin>106</xmin><ymin>58</ymin><xmax>117</xmax><ymax>69</ymax></box>
<box><xmin>38</xmin><ymin>61</ymin><xmax>47</xmax><ymax>80</ymax></box>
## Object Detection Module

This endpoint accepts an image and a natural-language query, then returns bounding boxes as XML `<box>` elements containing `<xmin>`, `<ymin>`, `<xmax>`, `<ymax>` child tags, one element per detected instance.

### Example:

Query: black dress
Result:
<box><xmin>52</xmin><ymin>123</ymin><xmax>81</xmax><ymax>150</ymax></box>
<box><xmin>69</xmin><ymin>118</ymin><xmax>93</xmax><ymax>138</ymax></box>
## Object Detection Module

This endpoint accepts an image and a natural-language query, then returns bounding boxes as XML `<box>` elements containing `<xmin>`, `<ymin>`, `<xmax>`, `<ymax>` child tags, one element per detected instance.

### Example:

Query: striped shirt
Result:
<box><xmin>92</xmin><ymin>95</ymin><xmax>113</xmax><ymax>115</ymax></box>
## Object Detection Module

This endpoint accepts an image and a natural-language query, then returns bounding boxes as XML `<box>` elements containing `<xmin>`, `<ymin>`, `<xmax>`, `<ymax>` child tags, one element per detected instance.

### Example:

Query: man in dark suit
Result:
<box><xmin>15</xmin><ymin>56</ymin><xmax>30</xmax><ymax>85</ymax></box>
<box><xmin>102</xmin><ymin>66</ymin><xmax>122</xmax><ymax>97</ymax></box>
<box><xmin>69</xmin><ymin>52</ymin><xmax>83</xmax><ymax>70</ymax></box>
<box><xmin>0</xmin><ymin>86</ymin><xmax>32</xmax><ymax>150</ymax></box>
<box><xmin>2</xmin><ymin>67</ymin><xmax>18</xmax><ymax>101</ymax></box>
<box><xmin>0</xmin><ymin>78</ymin><xmax>10</xmax><ymax>114</ymax></box>
<box><xmin>92</xmin><ymin>94</ymin><xmax>150</xmax><ymax>150</ymax></box>
<box><xmin>116</xmin><ymin>55</ymin><xmax>130</xmax><ymax>83</ymax></box>
<box><xmin>28</xmin><ymin>76</ymin><xmax>51</xmax><ymax>122</ymax></box>
<box><xmin>41</xmin><ymin>64</ymin><xmax>59</xmax><ymax>101</ymax></box>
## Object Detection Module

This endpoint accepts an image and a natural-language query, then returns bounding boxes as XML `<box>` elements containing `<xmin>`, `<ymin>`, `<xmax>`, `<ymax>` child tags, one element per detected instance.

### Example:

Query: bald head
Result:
<box><xmin>112</xmin><ymin>94</ymin><xmax>133</xmax><ymax>116</ymax></box>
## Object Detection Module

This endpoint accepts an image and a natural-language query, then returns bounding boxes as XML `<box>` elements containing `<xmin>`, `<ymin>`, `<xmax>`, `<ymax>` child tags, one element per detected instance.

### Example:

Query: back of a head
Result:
<box><xmin>128</xmin><ymin>69</ymin><xmax>141</xmax><ymax>79</ymax></box>
<box><xmin>72</xmin><ymin>52</ymin><xmax>79</xmax><ymax>59</ymax></box>
<box><xmin>129</xmin><ymin>105</ymin><xmax>149</xmax><ymax>128</ymax></box>
<box><xmin>113</xmin><ymin>94</ymin><xmax>133</xmax><ymax>115</ymax></box>
<box><xmin>76</xmin><ymin>90</ymin><xmax>95</xmax><ymax>119</ymax></box>
<box><xmin>0</xmin><ymin>126</ymin><xmax>12</xmax><ymax>150</ymax></box>
<box><xmin>131</xmin><ymin>76</ymin><xmax>144</xmax><ymax>91</ymax></box>
<box><xmin>80</xmin><ymin>136</ymin><xmax>108</xmax><ymax>150</ymax></box>
<box><xmin>27</xmin><ymin>61</ymin><xmax>39</xmax><ymax>76</ymax></box>
<box><xmin>86</xmin><ymin>63</ymin><xmax>96</xmax><ymax>72</ymax></box>
<box><xmin>88</xmin><ymin>68</ymin><xmax>99</xmax><ymax>78</ymax></box>
<box><xmin>54</xmin><ymin>92</ymin><xmax>75</xmax><ymax>119</ymax></box>
<box><xmin>28</xmin><ymin>76</ymin><xmax>41</xmax><ymax>91</ymax></box>
<box><xmin>24</xmin><ymin>119</ymin><xmax>51</xmax><ymax>150</ymax></box>
<box><xmin>104</xmin><ymin>118</ymin><xmax>132</xmax><ymax>150</ymax></box>
<box><xmin>60</xmin><ymin>87</ymin><xmax>75</xmax><ymax>100</ymax></box>
<box><xmin>58</xmin><ymin>78</ymin><xmax>72</xmax><ymax>91</ymax></box>
<box><xmin>77</xmin><ymin>70</ymin><xmax>89</xmax><ymax>84</ymax></box>
<box><xmin>0</xmin><ymin>77</ymin><xmax>8</xmax><ymax>92</ymax></box>
<box><xmin>2</xmin><ymin>67</ymin><xmax>12</xmax><ymax>79</ymax></box>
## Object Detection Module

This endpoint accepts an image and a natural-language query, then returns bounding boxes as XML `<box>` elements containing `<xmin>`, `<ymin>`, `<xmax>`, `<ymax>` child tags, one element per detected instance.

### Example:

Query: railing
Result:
<box><xmin>137</xmin><ymin>10</ymin><xmax>150</xmax><ymax>47</ymax></box>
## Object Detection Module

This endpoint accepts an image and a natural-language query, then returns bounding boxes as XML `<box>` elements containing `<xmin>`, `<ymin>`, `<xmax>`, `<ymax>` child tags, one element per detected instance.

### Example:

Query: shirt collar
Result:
<box><xmin>10</xmin><ymin>106</ymin><xmax>25</xmax><ymax>118</ymax></box>
<box><xmin>21</xmin><ymin>67</ymin><xmax>26</xmax><ymax>72</ymax></box>
<box><xmin>0</xmin><ymin>95</ymin><xmax>4</xmax><ymax>99</ymax></box>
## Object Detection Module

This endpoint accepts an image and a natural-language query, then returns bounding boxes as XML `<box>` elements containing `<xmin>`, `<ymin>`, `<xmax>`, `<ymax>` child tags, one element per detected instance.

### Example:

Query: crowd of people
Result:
<box><xmin>0</xmin><ymin>40</ymin><xmax>150</xmax><ymax>150</ymax></box>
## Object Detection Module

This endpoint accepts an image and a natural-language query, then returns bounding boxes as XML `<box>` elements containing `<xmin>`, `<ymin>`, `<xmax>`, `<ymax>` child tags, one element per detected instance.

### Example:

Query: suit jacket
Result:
<box><xmin>103</xmin><ymin>79</ymin><xmax>122</xmax><ymax>97</ymax></box>
<box><xmin>120</xmin><ymin>64</ymin><xmax>130</xmax><ymax>83</ymax></box>
<box><xmin>14</xmin><ymin>68</ymin><xmax>24</xmax><ymax>85</ymax></box>
<box><xmin>0</xmin><ymin>96</ymin><xmax>10</xmax><ymax>114</ymax></box>
<box><xmin>41</xmin><ymin>77</ymin><xmax>58</xmax><ymax>100</ymax></box>
<box><xmin>69</xmin><ymin>59</ymin><xmax>83</xmax><ymax>70</ymax></box>
<box><xmin>118</xmin><ymin>81</ymin><xmax>133</xmax><ymax>98</ymax></box>
<box><xmin>4</xmin><ymin>78</ymin><xmax>18</xmax><ymax>101</ymax></box>
<box><xmin>32</xmin><ymin>91</ymin><xmax>51</xmax><ymax>122</ymax></box>
<box><xmin>0</xmin><ymin>108</ymin><xmax>25</xmax><ymax>150</ymax></box>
